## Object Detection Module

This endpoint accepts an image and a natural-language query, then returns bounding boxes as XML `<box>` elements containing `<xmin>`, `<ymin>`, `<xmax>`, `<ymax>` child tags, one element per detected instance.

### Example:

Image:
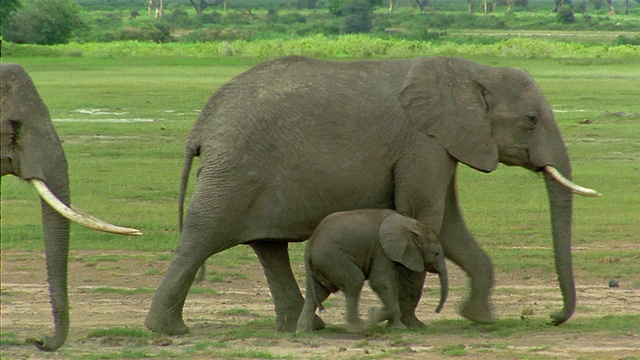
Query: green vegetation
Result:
<box><xmin>2</xmin><ymin>0</ymin><xmax>85</xmax><ymax>44</ymax></box>
<box><xmin>1</xmin><ymin>53</ymin><xmax>637</xmax><ymax>281</ymax></box>
<box><xmin>2</xmin><ymin>0</ymin><xmax>639</xmax><ymax>45</ymax></box>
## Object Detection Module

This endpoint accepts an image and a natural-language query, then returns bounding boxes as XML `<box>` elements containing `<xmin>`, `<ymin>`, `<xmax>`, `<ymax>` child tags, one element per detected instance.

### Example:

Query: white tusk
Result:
<box><xmin>544</xmin><ymin>166</ymin><xmax>601</xmax><ymax>197</ymax></box>
<box><xmin>31</xmin><ymin>179</ymin><xmax>142</xmax><ymax>236</ymax></box>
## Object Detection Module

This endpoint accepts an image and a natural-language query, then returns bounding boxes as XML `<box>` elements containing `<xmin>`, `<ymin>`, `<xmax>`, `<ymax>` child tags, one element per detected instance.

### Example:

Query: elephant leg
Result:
<box><xmin>250</xmin><ymin>241</ymin><xmax>325</xmax><ymax>332</ymax></box>
<box><xmin>397</xmin><ymin>268</ymin><xmax>427</xmax><ymax>328</ymax></box>
<box><xmin>296</xmin><ymin>279</ymin><xmax>330</xmax><ymax>334</ymax></box>
<box><xmin>368</xmin><ymin>263</ymin><xmax>405</xmax><ymax>329</ymax></box>
<box><xmin>146</xmin><ymin>207</ymin><xmax>234</xmax><ymax>334</ymax></box>
<box><xmin>441</xmin><ymin>185</ymin><xmax>495</xmax><ymax>324</ymax></box>
<box><xmin>343</xmin><ymin>288</ymin><xmax>366</xmax><ymax>333</ymax></box>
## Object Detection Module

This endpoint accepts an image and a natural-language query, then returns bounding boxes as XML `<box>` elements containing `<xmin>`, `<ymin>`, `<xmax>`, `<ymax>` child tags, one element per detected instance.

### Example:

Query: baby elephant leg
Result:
<box><xmin>367</xmin><ymin>264</ymin><xmax>406</xmax><ymax>329</ymax></box>
<box><xmin>296</xmin><ymin>278</ymin><xmax>330</xmax><ymax>334</ymax></box>
<box><xmin>343</xmin><ymin>288</ymin><xmax>367</xmax><ymax>333</ymax></box>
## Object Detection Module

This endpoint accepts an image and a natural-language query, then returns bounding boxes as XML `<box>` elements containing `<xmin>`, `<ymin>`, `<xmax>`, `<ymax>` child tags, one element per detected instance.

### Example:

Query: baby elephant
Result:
<box><xmin>296</xmin><ymin>209</ymin><xmax>448</xmax><ymax>333</ymax></box>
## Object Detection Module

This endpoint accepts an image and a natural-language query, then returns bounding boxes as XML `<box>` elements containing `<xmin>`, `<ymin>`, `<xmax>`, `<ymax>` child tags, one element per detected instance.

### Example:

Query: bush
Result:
<box><xmin>163</xmin><ymin>5</ymin><xmax>201</xmax><ymax>29</ymax></box>
<box><xmin>180</xmin><ymin>28</ymin><xmax>249</xmax><ymax>43</ymax></box>
<box><xmin>556</xmin><ymin>5</ymin><xmax>575</xmax><ymax>23</ymax></box>
<box><xmin>278</xmin><ymin>12</ymin><xmax>307</xmax><ymax>25</ymax></box>
<box><xmin>342</xmin><ymin>0</ymin><xmax>372</xmax><ymax>34</ymax></box>
<box><xmin>2</xmin><ymin>0</ymin><xmax>85</xmax><ymax>45</ymax></box>
<box><xmin>199</xmin><ymin>11</ymin><xmax>222</xmax><ymax>24</ymax></box>
<box><xmin>120</xmin><ymin>22</ymin><xmax>172</xmax><ymax>43</ymax></box>
<box><xmin>614</xmin><ymin>35</ymin><xmax>640</xmax><ymax>45</ymax></box>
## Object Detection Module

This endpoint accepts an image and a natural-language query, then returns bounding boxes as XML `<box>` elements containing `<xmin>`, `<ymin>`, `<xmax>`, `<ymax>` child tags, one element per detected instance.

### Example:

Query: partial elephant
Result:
<box><xmin>145</xmin><ymin>56</ymin><xmax>599</xmax><ymax>335</ymax></box>
<box><xmin>295</xmin><ymin>209</ymin><xmax>447</xmax><ymax>334</ymax></box>
<box><xmin>1</xmin><ymin>64</ymin><xmax>141</xmax><ymax>351</ymax></box>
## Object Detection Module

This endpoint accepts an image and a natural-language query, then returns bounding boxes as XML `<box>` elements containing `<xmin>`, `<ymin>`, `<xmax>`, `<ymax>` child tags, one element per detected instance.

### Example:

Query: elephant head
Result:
<box><xmin>399</xmin><ymin>57</ymin><xmax>599</xmax><ymax>325</ymax></box>
<box><xmin>379</xmin><ymin>213</ymin><xmax>448</xmax><ymax>314</ymax></box>
<box><xmin>1</xmin><ymin>63</ymin><xmax>141</xmax><ymax>351</ymax></box>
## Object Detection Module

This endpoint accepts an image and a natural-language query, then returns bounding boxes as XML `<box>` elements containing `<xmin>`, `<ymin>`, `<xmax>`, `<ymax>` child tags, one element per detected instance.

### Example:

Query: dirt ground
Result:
<box><xmin>1</xmin><ymin>249</ymin><xmax>639</xmax><ymax>359</ymax></box>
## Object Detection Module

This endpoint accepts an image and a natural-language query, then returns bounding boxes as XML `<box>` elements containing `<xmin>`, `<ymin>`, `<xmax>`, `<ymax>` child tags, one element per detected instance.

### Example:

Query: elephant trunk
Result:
<box><xmin>530</xmin><ymin>110</ymin><xmax>599</xmax><ymax>325</ymax></box>
<box><xmin>35</xmin><ymin>172</ymin><xmax>71</xmax><ymax>351</ymax></box>
<box><xmin>434</xmin><ymin>257</ymin><xmax>448</xmax><ymax>314</ymax></box>
<box><xmin>545</xmin><ymin>167</ymin><xmax>576</xmax><ymax>326</ymax></box>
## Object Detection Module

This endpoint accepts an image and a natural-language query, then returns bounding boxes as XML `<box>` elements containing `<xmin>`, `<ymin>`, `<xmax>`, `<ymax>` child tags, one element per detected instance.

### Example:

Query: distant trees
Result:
<box><xmin>188</xmin><ymin>0</ymin><xmax>227</xmax><ymax>15</ymax></box>
<box><xmin>467</xmin><ymin>0</ymin><xmax>529</xmax><ymax>14</ymax></box>
<box><xmin>0</xmin><ymin>0</ymin><xmax>21</xmax><ymax>27</ymax></box>
<box><xmin>1</xmin><ymin>0</ymin><xmax>85</xmax><ymax>44</ymax></box>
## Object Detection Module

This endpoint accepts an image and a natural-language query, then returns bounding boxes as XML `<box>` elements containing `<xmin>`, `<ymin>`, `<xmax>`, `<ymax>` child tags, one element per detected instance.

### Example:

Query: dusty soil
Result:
<box><xmin>1</xmin><ymin>249</ymin><xmax>639</xmax><ymax>359</ymax></box>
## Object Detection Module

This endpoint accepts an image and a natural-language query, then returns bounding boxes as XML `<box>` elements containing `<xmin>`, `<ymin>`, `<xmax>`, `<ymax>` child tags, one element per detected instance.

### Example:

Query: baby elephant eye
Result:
<box><xmin>525</xmin><ymin>114</ymin><xmax>538</xmax><ymax>128</ymax></box>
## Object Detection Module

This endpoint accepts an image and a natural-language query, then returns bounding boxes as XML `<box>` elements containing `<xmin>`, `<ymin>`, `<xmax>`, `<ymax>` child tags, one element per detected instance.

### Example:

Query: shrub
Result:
<box><xmin>265</xmin><ymin>9</ymin><xmax>279</xmax><ymax>23</ymax></box>
<box><xmin>556</xmin><ymin>5</ymin><xmax>576</xmax><ymax>23</ymax></box>
<box><xmin>342</xmin><ymin>0</ymin><xmax>372</xmax><ymax>34</ymax></box>
<box><xmin>278</xmin><ymin>12</ymin><xmax>307</xmax><ymax>25</ymax></box>
<box><xmin>120</xmin><ymin>22</ymin><xmax>172</xmax><ymax>43</ymax></box>
<box><xmin>199</xmin><ymin>11</ymin><xmax>222</xmax><ymax>24</ymax></box>
<box><xmin>180</xmin><ymin>28</ymin><xmax>249</xmax><ymax>43</ymax></box>
<box><xmin>614</xmin><ymin>35</ymin><xmax>640</xmax><ymax>46</ymax></box>
<box><xmin>2</xmin><ymin>0</ymin><xmax>85</xmax><ymax>45</ymax></box>
<box><xmin>163</xmin><ymin>5</ymin><xmax>201</xmax><ymax>29</ymax></box>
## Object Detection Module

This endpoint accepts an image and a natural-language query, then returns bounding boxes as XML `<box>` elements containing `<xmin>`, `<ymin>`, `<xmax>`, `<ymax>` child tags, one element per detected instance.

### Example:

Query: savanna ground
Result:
<box><xmin>2</xmin><ymin>44</ymin><xmax>640</xmax><ymax>358</ymax></box>
<box><xmin>1</xmin><ymin>246</ymin><xmax>640</xmax><ymax>359</ymax></box>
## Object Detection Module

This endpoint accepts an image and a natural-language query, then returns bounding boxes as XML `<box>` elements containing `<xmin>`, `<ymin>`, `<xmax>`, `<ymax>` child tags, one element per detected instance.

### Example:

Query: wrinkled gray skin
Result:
<box><xmin>146</xmin><ymin>56</ymin><xmax>578</xmax><ymax>335</ymax></box>
<box><xmin>296</xmin><ymin>209</ymin><xmax>448</xmax><ymax>333</ymax></box>
<box><xmin>1</xmin><ymin>64</ymin><xmax>142</xmax><ymax>350</ymax></box>
<box><xmin>1</xmin><ymin>64</ymin><xmax>71</xmax><ymax>351</ymax></box>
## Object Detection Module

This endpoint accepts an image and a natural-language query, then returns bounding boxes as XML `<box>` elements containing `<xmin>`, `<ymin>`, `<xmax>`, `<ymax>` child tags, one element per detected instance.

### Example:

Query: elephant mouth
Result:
<box><xmin>32</xmin><ymin>179</ymin><xmax>142</xmax><ymax>235</ymax></box>
<box><xmin>541</xmin><ymin>166</ymin><xmax>600</xmax><ymax>197</ymax></box>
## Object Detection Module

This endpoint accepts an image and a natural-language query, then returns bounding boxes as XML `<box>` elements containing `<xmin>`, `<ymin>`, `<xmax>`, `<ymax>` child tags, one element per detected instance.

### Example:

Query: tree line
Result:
<box><xmin>1</xmin><ymin>0</ymin><xmax>639</xmax><ymax>45</ymax></box>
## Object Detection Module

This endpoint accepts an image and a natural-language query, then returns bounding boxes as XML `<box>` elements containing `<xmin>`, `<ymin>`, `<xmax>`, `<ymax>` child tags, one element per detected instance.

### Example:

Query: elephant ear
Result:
<box><xmin>399</xmin><ymin>57</ymin><xmax>499</xmax><ymax>173</ymax></box>
<box><xmin>379</xmin><ymin>213</ymin><xmax>425</xmax><ymax>273</ymax></box>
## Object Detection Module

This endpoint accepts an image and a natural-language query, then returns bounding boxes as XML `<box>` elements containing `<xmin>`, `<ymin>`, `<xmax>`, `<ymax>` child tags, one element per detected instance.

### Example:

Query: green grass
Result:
<box><xmin>2</xmin><ymin>53</ymin><xmax>638</xmax><ymax>279</ymax></box>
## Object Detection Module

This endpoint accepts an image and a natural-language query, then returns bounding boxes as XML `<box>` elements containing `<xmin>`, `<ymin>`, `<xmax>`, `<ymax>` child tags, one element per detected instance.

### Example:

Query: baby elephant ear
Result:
<box><xmin>399</xmin><ymin>57</ymin><xmax>499</xmax><ymax>173</ymax></box>
<box><xmin>379</xmin><ymin>213</ymin><xmax>425</xmax><ymax>273</ymax></box>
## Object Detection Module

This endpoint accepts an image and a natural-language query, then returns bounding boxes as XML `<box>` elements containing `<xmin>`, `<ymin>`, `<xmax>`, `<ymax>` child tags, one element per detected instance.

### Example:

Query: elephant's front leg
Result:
<box><xmin>250</xmin><ymin>241</ymin><xmax>325</xmax><ymax>332</ymax></box>
<box><xmin>397</xmin><ymin>269</ymin><xmax>427</xmax><ymax>328</ymax></box>
<box><xmin>441</xmin><ymin>183</ymin><xmax>495</xmax><ymax>324</ymax></box>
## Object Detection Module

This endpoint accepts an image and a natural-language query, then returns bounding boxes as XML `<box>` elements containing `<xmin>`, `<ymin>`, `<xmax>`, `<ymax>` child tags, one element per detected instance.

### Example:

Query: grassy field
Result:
<box><xmin>1</xmin><ymin>52</ymin><xmax>639</xmax><ymax>358</ymax></box>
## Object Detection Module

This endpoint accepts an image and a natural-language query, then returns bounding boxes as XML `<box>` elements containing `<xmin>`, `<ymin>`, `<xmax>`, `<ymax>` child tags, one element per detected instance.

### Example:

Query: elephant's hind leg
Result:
<box><xmin>251</xmin><ymin>241</ymin><xmax>325</xmax><ymax>332</ymax></box>
<box><xmin>146</xmin><ymin>205</ymin><xmax>239</xmax><ymax>334</ymax></box>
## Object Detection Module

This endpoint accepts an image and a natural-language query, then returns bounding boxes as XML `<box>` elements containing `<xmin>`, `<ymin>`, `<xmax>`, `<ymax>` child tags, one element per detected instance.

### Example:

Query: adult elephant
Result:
<box><xmin>145</xmin><ymin>56</ymin><xmax>599</xmax><ymax>335</ymax></box>
<box><xmin>1</xmin><ymin>64</ymin><xmax>141</xmax><ymax>351</ymax></box>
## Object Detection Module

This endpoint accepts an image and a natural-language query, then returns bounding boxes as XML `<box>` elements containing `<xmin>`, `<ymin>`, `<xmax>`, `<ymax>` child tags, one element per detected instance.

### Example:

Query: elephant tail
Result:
<box><xmin>305</xmin><ymin>249</ymin><xmax>326</xmax><ymax>313</ymax></box>
<box><xmin>178</xmin><ymin>145</ymin><xmax>199</xmax><ymax>233</ymax></box>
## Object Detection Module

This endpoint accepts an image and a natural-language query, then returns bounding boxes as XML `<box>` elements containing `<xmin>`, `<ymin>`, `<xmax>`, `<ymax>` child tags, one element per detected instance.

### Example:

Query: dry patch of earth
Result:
<box><xmin>1</xmin><ymin>249</ymin><xmax>638</xmax><ymax>359</ymax></box>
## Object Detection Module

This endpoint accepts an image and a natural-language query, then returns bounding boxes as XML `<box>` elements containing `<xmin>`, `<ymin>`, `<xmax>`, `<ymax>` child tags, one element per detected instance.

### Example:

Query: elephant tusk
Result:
<box><xmin>544</xmin><ymin>166</ymin><xmax>601</xmax><ymax>197</ymax></box>
<box><xmin>31</xmin><ymin>179</ymin><xmax>142</xmax><ymax>236</ymax></box>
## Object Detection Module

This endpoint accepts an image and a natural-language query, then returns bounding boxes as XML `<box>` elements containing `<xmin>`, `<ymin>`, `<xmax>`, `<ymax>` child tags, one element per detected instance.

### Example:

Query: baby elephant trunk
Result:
<box><xmin>434</xmin><ymin>258</ymin><xmax>448</xmax><ymax>314</ymax></box>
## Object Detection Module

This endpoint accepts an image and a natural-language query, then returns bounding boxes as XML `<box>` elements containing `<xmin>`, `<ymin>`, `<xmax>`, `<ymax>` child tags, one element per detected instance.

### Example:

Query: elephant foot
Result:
<box><xmin>145</xmin><ymin>311</ymin><xmax>190</xmax><ymax>335</ymax></box>
<box><xmin>386</xmin><ymin>321</ymin><xmax>407</xmax><ymax>330</ymax></box>
<box><xmin>312</xmin><ymin>314</ymin><xmax>326</xmax><ymax>331</ymax></box>
<box><xmin>295</xmin><ymin>313</ymin><xmax>325</xmax><ymax>334</ymax></box>
<box><xmin>459</xmin><ymin>298</ymin><xmax>495</xmax><ymax>324</ymax></box>
<box><xmin>345</xmin><ymin>319</ymin><xmax>367</xmax><ymax>333</ymax></box>
<box><xmin>400</xmin><ymin>312</ymin><xmax>426</xmax><ymax>329</ymax></box>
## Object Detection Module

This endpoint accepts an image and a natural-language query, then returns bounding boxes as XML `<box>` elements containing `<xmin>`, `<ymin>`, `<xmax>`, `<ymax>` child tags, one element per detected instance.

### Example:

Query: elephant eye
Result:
<box><xmin>8</xmin><ymin>120</ymin><xmax>22</xmax><ymax>145</ymax></box>
<box><xmin>524</xmin><ymin>114</ymin><xmax>537</xmax><ymax>129</ymax></box>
